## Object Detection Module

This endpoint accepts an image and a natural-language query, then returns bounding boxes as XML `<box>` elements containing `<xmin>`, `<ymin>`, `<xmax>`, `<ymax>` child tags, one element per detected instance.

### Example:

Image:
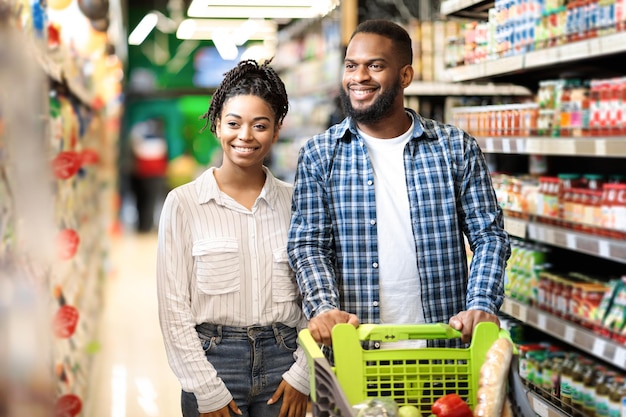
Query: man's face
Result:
<box><xmin>341</xmin><ymin>32</ymin><xmax>407</xmax><ymax>124</ymax></box>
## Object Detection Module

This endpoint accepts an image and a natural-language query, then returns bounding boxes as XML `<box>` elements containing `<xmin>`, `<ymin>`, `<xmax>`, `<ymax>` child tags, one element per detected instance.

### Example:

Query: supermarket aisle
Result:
<box><xmin>84</xmin><ymin>230</ymin><xmax>180</xmax><ymax>417</ymax></box>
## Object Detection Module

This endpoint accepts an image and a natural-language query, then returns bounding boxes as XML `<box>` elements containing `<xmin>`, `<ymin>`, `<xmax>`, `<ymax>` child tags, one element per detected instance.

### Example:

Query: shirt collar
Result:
<box><xmin>195</xmin><ymin>166</ymin><xmax>277</xmax><ymax>209</ymax></box>
<box><xmin>343</xmin><ymin>108</ymin><xmax>425</xmax><ymax>140</ymax></box>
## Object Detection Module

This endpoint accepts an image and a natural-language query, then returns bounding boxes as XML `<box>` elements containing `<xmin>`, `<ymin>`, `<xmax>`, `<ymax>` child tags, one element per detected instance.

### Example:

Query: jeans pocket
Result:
<box><xmin>200</xmin><ymin>335</ymin><xmax>218</xmax><ymax>353</ymax></box>
<box><xmin>276</xmin><ymin>326</ymin><xmax>297</xmax><ymax>353</ymax></box>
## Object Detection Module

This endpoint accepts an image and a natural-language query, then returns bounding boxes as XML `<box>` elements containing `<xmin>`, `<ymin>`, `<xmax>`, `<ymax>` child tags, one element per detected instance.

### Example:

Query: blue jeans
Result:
<box><xmin>181</xmin><ymin>323</ymin><xmax>298</xmax><ymax>417</ymax></box>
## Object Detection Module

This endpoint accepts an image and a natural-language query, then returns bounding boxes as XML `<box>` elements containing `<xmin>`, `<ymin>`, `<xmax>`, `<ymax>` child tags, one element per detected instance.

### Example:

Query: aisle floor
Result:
<box><xmin>85</xmin><ymin>231</ymin><xmax>181</xmax><ymax>417</ymax></box>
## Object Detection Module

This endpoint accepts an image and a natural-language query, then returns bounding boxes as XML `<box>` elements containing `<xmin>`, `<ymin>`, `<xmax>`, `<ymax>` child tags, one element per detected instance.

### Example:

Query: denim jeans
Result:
<box><xmin>181</xmin><ymin>323</ymin><xmax>298</xmax><ymax>417</ymax></box>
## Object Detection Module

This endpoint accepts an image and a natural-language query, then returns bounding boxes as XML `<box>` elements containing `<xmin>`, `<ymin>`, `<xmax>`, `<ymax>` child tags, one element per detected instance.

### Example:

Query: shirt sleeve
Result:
<box><xmin>156</xmin><ymin>190</ymin><xmax>232</xmax><ymax>413</ymax></box>
<box><xmin>458</xmin><ymin>133</ymin><xmax>511</xmax><ymax>314</ymax></box>
<box><xmin>287</xmin><ymin>143</ymin><xmax>341</xmax><ymax>319</ymax></box>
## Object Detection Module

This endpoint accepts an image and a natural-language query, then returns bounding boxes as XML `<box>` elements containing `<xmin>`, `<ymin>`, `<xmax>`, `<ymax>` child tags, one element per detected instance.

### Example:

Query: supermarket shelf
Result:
<box><xmin>440</xmin><ymin>0</ymin><xmax>493</xmax><ymax>19</ymax></box>
<box><xmin>445</xmin><ymin>32</ymin><xmax>626</xmax><ymax>82</ymax></box>
<box><xmin>526</xmin><ymin>222</ymin><xmax>626</xmax><ymax>264</ymax></box>
<box><xmin>501</xmin><ymin>299</ymin><xmax>626</xmax><ymax>370</ymax></box>
<box><xmin>405</xmin><ymin>81</ymin><xmax>532</xmax><ymax>96</ymax></box>
<box><xmin>502</xmin><ymin>214</ymin><xmax>626</xmax><ymax>264</ymax></box>
<box><xmin>476</xmin><ymin>136</ymin><xmax>626</xmax><ymax>157</ymax></box>
<box><xmin>504</xmin><ymin>216</ymin><xmax>528</xmax><ymax>239</ymax></box>
<box><xmin>527</xmin><ymin>392</ymin><xmax>570</xmax><ymax>417</ymax></box>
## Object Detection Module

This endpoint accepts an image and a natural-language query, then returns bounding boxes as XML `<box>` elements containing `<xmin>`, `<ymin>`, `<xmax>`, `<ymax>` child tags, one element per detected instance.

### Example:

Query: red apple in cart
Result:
<box><xmin>56</xmin><ymin>229</ymin><xmax>80</xmax><ymax>260</ymax></box>
<box><xmin>55</xmin><ymin>393</ymin><xmax>82</xmax><ymax>417</ymax></box>
<box><xmin>53</xmin><ymin>305</ymin><xmax>79</xmax><ymax>338</ymax></box>
<box><xmin>52</xmin><ymin>151</ymin><xmax>81</xmax><ymax>179</ymax></box>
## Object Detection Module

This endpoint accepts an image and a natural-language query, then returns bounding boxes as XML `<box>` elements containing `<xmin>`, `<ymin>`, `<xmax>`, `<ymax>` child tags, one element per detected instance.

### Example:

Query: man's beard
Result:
<box><xmin>340</xmin><ymin>79</ymin><xmax>401</xmax><ymax>124</ymax></box>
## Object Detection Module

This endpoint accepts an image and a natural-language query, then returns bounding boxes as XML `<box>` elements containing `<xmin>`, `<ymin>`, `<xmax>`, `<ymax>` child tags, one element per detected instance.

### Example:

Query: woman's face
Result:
<box><xmin>215</xmin><ymin>94</ymin><xmax>279</xmax><ymax>170</ymax></box>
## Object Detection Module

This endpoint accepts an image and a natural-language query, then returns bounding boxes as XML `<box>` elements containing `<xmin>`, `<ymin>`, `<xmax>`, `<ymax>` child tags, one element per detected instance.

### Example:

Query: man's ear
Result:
<box><xmin>401</xmin><ymin>64</ymin><xmax>414</xmax><ymax>89</ymax></box>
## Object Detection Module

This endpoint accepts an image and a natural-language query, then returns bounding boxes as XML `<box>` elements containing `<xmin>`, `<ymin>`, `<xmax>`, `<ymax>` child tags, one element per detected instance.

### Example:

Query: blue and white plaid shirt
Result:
<box><xmin>287</xmin><ymin>109</ymin><xmax>510</xmax><ymax>345</ymax></box>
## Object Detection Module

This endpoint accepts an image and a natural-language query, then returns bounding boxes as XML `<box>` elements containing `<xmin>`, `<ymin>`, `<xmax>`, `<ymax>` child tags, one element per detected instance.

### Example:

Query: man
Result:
<box><xmin>287</xmin><ymin>19</ymin><xmax>511</xmax><ymax>348</ymax></box>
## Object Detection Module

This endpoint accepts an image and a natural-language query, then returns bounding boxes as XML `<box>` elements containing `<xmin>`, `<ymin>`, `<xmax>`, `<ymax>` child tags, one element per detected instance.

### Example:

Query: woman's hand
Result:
<box><xmin>268</xmin><ymin>380</ymin><xmax>309</xmax><ymax>417</ymax></box>
<box><xmin>200</xmin><ymin>399</ymin><xmax>242</xmax><ymax>417</ymax></box>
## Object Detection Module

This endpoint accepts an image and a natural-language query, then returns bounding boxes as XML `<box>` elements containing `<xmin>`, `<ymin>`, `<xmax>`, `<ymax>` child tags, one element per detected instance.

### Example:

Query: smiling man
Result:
<box><xmin>287</xmin><ymin>19</ymin><xmax>511</xmax><ymax>350</ymax></box>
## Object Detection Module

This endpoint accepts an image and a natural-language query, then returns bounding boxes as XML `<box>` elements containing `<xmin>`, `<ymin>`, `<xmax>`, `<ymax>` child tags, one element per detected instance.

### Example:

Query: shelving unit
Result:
<box><xmin>476</xmin><ymin>136</ymin><xmax>626</xmax><ymax>157</ymax></box>
<box><xmin>503</xmin><ymin>213</ymin><xmax>626</xmax><ymax>264</ymax></box>
<box><xmin>442</xmin><ymin>1</ymin><xmax>626</xmax><ymax>416</ymax></box>
<box><xmin>445</xmin><ymin>32</ymin><xmax>626</xmax><ymax>82</ymax></box>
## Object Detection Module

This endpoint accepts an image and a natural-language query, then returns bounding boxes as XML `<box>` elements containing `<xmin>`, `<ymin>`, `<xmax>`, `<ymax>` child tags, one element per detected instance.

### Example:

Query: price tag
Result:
<box><xmin>485</xmin><ymin>138</ymin><xmax>494</xmax><ymax>152</ymax></box>
<box><xmin>502</xmin><ymin>138</ymin><xmax>511</xmax><ymax>153</ymax></box>
<box><xmin>565</xmin><ymin>326</ymin><xmax>576</xmax><ymax>343</ymax></box>
<box><xmin>614</xmin><ymin>347</ymin><xmax>626</xmax><ymax>369</ymax></box>
<box><xmin>566</xmin><ymin>234</ymin><xmax>577</xmax><ymax>250</ymax></box>
<box><xmin>516</xmin><ymin>138</ymin><xmax>525</xmax><ymax>152</ymax></box>
<box><xmin>595</xmin><ymin>139</ymin><xmax>607</xmax><ymax>156</ymax></box>
<box><xmin>593</xmin><ymin>338</ymin><xmax>606</xmax><ymax>357</ymax></box>
<box><xmin>518</xmin><ymin>303</ymin><xmax>528</xmax><ymax>322</ymax></box>
<box><xmin>532</xmin><ymin>396</ymin><xmax>550</xmax><ymax>417</ymax></box>
<box><xmin>537</xmin><ymin>314</ymin><xmax>547</xmax><ymax>330</ymax></box>
<box><xmin>599</xmin><ymin>240</ymin><xmax>610</xmax><ymax>257</ymax></box>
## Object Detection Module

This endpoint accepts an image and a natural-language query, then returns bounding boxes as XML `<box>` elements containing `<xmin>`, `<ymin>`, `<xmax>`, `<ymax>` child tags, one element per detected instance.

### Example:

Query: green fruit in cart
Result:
<box><xmin>354</xmin><ymin>398</ymin><xmax>399</xmax><ymax>417</ymax></box>
<box><xmin>398</xmin><ymin>405</ymin><xmax>420</xmax><ymax>417</ymax></box>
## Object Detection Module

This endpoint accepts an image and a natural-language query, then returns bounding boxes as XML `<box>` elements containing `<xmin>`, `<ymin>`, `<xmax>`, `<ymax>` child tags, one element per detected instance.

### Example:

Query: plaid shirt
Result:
<box><xmin>287</xmin><ymin>109</ymin><xmax>510</xmax><ymax>345</ymax></box>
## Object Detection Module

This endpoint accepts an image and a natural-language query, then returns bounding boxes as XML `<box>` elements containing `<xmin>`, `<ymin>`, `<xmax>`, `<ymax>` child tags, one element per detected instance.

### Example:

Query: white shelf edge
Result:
<box><xmin>476</xmin><ymin>137</ymin><xmax>626</xmax><ymax>157</ymax></box>
<box><xmin>445</xmin><ymin>32</ymin><xmax>626</xmax><ymax>81</ymax></box>
<box><xmin>502</xmin><ymin>299</ymin><xmax>626</xmax><ymax>370</ymax></box>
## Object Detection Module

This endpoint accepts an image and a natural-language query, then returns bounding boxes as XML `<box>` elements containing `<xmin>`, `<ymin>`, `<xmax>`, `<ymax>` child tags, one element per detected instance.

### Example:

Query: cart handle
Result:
<box><xmin>355</xmin><ymin>323</ymin><xmax>462</xmax><ymax>341</ymax></box>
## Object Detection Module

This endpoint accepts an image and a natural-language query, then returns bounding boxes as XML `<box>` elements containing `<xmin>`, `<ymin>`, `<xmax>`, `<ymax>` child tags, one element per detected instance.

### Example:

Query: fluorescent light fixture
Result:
<box><xmin>128</xmin><ymin>13</ymin><xmax>158</xmax><ymax>45</ymax></box>
<box><xmin>212</xmin><ymin>28</ymin><xmax>239</xmax><ymax>60</ymax></box>
<box><xmin>176</xmin><ymin>18</ymin><xmax>277</xmax><ymax>44</ymax></box>
<box><xmin>200</xmin><ymin>0</ymin><xmax>315</xmax><ymax>5</ymax></box>
<box><xmin>187</xmin><ymin>2</ymin><xmax>323</xmax><ymax>19</ymax></box>
<box><xmin>128</xmin><ymin>10</ymin><xmax>178</xmax><ymax>45</ymax></box>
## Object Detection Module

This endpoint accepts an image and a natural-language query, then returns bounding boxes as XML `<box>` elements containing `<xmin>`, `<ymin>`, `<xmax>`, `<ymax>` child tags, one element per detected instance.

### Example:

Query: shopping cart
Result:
<box><xmin>298</xmin><ymin>322</ymin><xmax>503</xmax><ymax>417</ymax></box>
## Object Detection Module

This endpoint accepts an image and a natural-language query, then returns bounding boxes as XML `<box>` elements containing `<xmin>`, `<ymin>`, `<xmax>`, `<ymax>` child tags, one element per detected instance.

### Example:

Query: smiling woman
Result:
<box><xmin>156</xmin><ymin>59</ymin><xmax>310</xmax><ymax>417</ymax></box>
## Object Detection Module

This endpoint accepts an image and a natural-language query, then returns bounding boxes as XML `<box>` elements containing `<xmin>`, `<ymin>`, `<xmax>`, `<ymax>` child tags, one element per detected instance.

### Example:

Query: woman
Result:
<box><xmin>157</xmin><ymin>59</ymin><xmax>309</xmax><ymax>417</ymax></box>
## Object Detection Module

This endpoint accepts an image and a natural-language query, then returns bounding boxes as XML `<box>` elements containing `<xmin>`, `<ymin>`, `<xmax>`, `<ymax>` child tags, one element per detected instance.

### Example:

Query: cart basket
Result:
<box><xmin>298</xmin><ymin>322</ymin><xmax>502</xmax><ymax>417</ymax></box>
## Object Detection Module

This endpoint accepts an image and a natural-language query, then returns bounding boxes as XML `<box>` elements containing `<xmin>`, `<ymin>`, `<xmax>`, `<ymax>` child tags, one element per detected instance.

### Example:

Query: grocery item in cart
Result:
<box><xmin>299</xmin><ymin>322</ymin><xmax>506</xmax><ymax>417</ymax></box>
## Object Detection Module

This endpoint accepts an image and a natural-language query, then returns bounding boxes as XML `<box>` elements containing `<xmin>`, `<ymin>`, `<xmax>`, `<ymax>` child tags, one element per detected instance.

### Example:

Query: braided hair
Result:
<box><xmin>200</xmin><ymin>59</ymin><xmax>289</xmax><ymax>134</ymax></box>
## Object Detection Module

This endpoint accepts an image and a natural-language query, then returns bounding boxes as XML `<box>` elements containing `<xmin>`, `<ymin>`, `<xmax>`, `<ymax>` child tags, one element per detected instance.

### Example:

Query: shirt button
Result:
<box><xmin>370</xmin><ymin>219</ymin><xmax>376</xmax><ymax>225</ymax></box>
<box><xmin>372</xmin><ymin>301</ymin><xmax>379</xmax><ymax>307</ymax></box>
<box><xmin>372</xmin><ymin>262</ymin><xmax>378</xmax><ymax>268</ymax></box>
<box><xmin>367</xmin><ymin>180</ymin><xmax>373</xmax><ymax>186</ymax></box>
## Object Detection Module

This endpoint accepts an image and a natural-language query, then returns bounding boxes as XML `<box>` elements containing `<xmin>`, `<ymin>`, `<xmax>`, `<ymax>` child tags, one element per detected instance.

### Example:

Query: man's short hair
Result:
<box><xmin>350</xmin><ymin>19</ymin><xmax>413</xmax><ymax>66</ymax></box>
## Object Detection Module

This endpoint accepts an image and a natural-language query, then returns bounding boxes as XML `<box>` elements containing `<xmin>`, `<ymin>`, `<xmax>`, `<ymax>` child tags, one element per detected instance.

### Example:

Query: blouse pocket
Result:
<box><xmin>271</xmin><ymin>248</ymin><xmax>299</xmax><ymax>302</ymax></box>
<box><xmin>192</xmin><ymin>238</ymin><xmax>240</xmax><ymax>295</ymax></box>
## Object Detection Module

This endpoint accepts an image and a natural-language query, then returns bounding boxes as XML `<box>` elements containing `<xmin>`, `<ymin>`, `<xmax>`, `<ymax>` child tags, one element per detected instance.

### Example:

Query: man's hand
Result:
<box><xmin>267</xmin><ymin>380</ymin><xmax>309</xmax><ymax>417</ymax></box>
<box><xmin>309</xmin><ymin>309</ymin><xmax>360</xmax><ymax>346</ymax></box>
<box><xmin>200</xmin><ymin>399</ymin><xmax>241</xmax><ymax>416</ymax></box>
<box><xmin>448</xmin><ymin>310</ymin><xmax>500</xmax><ymax>343</ymax></box>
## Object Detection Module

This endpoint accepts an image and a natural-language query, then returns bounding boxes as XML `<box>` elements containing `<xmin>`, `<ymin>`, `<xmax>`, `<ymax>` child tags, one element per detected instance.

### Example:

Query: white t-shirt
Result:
<box><xmin>359</xmin><ymin>117</ymin><xmax>426</xmax><ymax>340</ymax></box>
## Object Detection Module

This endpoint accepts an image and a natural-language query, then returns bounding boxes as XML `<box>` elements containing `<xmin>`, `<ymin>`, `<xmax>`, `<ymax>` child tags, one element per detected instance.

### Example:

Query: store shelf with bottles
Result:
<box><xmin>502</xmin><ymin>298</ymin><xmax>626</xmax><ymax>369</ymax></box>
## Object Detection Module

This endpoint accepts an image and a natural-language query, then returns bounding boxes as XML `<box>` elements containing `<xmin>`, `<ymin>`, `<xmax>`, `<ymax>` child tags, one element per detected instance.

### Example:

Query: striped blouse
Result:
<box><xmin>157</xmin><ymin>166</ymin><xmax>309</xmax><ymax>413</ymax></box>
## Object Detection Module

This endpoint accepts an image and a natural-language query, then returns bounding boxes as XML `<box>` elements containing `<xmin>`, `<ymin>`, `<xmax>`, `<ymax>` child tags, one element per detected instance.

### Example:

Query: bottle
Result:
<box><xmin>560</xmin><ymin>353</ymin><xmax>576</xmax><ymax>413</ymax></box>
<box><xmin>571</xmin><ymin>357</ymin><xmax>589</xmax><ymax>413</ymax></box>
<box><xmin>607</xmin><ymin>375</ymin><xmax>625</xmax><ymax>417</ymax></box>
<box><xmin>595</xmin><ymin>370</ymin><xmax>617</xmax><ymax>417</ymax></box>
<box><xmin>583</xmin><ymin>365</ymin><xmax>602</xmax><ymax>416</ymax></box>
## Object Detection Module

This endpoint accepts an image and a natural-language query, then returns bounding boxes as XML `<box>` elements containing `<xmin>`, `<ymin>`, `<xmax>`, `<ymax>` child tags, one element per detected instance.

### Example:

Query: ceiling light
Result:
<box><xmin>187</xmin><ymin>2</ymin><xmax>322</xmax><ymax>19</ymax></box>
<box><xmin>128</xmin><ymin>11</ymin><xmax>178</xmax><ymax>46</ymax></box>
<box><xmin>128</xmin><ymin>13</ymin><xmax>158</xmax><ymax>45</ymax></box>
<box><xmin>212</xmin><ymin>28</ymin><xmax>239</xmax><ymax>60</ymax></box>
<box><xmin>176</xmin><ymin>18</ymin><xmax>277</xmax><ymax>43</ymax></box>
